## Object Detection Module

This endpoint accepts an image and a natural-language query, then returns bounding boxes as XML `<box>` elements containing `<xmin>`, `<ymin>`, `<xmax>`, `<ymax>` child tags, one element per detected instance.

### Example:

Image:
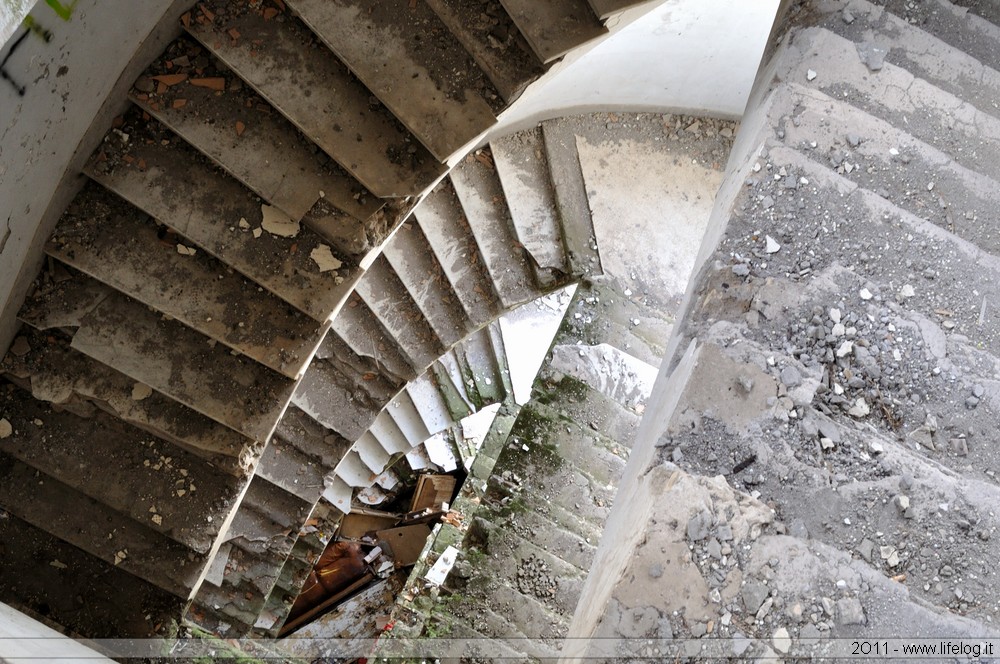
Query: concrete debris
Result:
<box><xmin>0</xmin><ymin>418</ymin><xmax>11</xmax><ymax>439</ymax></box>
<box><xmin>131</xmin><ymin>382</ymin><xmax>153</xmax><ymax>401</ymax></box>
<box><xmin>309</xmin><ymin>244</ymin><xmax>343</xmax><ymax>273</ymax></box>
<box><xmin>856</xmin><ymin>40</ymin><xmax>889</xmax><ymax>71</ymax></box>
<box><xmin>260</xmin><ymin>204</ymin><xmax>300</xmax><ymax>238</ymax></box>
<box><xmin>9</xmin><ymin>336</ymin><xmax>30</xmax><ymax>357</ymax></box>
<box><xmin>176</xmin><ymin>243</ymin><xmax>197</xmax><ymax>256</ymax></box>
<box><xmin>765</xmin><ymin>235</ymin><xmax>781</xmax><ymax>253</ymax></box>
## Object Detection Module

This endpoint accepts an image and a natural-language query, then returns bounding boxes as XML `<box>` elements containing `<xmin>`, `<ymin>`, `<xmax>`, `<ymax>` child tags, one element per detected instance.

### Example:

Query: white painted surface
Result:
<box><xmin>494</xmin><ymin>0</ymin><xmax>780</xmax><ymax>135</ymax></box>
<box><xmin>498</xmin><ymin>285</ymin><xmax>577</xmax><ymax>405</ymax></box>
<box><xmin>577</xmin><ymin>134</ymin><xmax>723</xmax><ymax>299</ymax></box>
<box><xmin>0</xmin><ymin>602</ymin><xmax>112</xmax><ymax>662</ymax></box>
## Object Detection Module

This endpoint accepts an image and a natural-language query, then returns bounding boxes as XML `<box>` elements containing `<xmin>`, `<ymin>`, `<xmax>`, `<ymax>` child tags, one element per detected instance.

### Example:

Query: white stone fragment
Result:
<box><xmin>836</xmin><ymin>341</ymin><xmax>854</xmax><ymax>358</ymax></box>
<box><xmin>765</xmin><ymin>235</ymin><xmax>781</xmax><ymax>253</ymax></box>
<box><xmin>260</xmin><ymin>204</ymin><xmax>300</xmax><ymax>238</ymax></box>
<box><xmin>848</xmin><ymin>398</ymin><xmax>871</xmax><ymax>418</ymax></box>
<box><xmin>310</xmin><ymin>244</ymin><xmax>343</xmax><ymax>273</ymax></box>
<box><xmin>806</xmin><ymin>69</ymin><xmax>817</xmax><ymax>81</ymax></box>
<box><xmin>900</xmin><ymin>284</ymin><xmax>915</xmax><ymax>298</ymax></box>
<box><xmin>860</xmin><ymin>288</ymin><xmax>873</xmax><ymax>300</ymax></box>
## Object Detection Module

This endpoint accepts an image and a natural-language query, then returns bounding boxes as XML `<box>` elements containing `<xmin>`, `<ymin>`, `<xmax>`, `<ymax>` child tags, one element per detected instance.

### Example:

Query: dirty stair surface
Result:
<box><xmin>1</xmin><ymin>0</ymin><xmax>657</xmax><ymax>642</ymax></box>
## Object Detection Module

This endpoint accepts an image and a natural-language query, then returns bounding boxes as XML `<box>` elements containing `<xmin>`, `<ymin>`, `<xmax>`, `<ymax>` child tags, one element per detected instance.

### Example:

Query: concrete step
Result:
<box><xmin>292</xmin><ymin>356</ymin><xmax>381</xmax><ymax>443</ymax></box>
<box><xmin>773</xmin><ymin>27</ymin><xmax>1000</xmax><ymax>185</ymax></box>
<box><xmin>413</xmin><ymin>181</ymin><xmax>504</xmax><ymax>327</ymax></box>
<box><xmin>334</xmin><ymin>449</ymin><xmax>377</xmax><ymax>487</ymax></box>
<box><xmin>498</xmin><ymin>0</ymin><xmax>607</xmax><ymax>64</ymax></box>
<box><xmin>0</xmin><ymin>450</ymin><xmax>207</xmax><ymax>600</ymax></box>
<box><xmin>405</xmin><ymin>373</ymin><xmax>454</xmax><ymax>437</ymax></box>
<box><xmin>188</xmin><ymin>581</ymin><xmax>256</xmax><ymax>637</ymax></box>
<box><xmin>541</xmin><ymin>119</ymin><xmax>603</xmax><ymax>276</ymax></box>
<box><xmin>46</xmin><ymin>185</ymin><xmax>321</xmax><ymax>379</ymax></box>
<box><xmin>331</xmin><ymin>294</ymin><xmax>419</xmax><ymax>385</ymax></box>
<box><xmin>130</xmin><ymin>36</ymin><xmax>382</xmax><ymax>224</ymax></box>
<box><xmin>354</xmin><ymin>255</ymin><xmax>446</xmax><ymax>372</ymax></box>
<box><xmin>775</xmin><ymin>82</ymin><xmax>1000</xmax><ymax>260</ymax></box>
<box><xmin>455</xmin><ymin>325</ymin><xmax>506</xmax><ymax>406</ymax></box>
<box><xmin>184</xmin><ymin>1</ymin><xmax>445</xmax><ymax>198</ymax></box>
<box><xmin>0</xmin><ymin>386</ymin><xmax>241</xmax><ymax>555</ymax></box>
<box><xmin>286</xmin><ymin>0</ymin><xmax>499</xmax><ymax>162</ymax></box>
<box><xmin>315</xmin><ymin>330</ymin><xmax>404</xmax><ymax>404</ymax></box>
<box><xmin>369</xmin><ymin>410</ymin><xmax>413</xmax><ymax>455</ymax></box>
<box><xmin>385</xmin><ymin>389</ymin><xmax>432</xmax><ymax>447</ymax></box>
<box><xmin>486</xmin><ymin>319</ymin><xmax>516</xmax><ymax>397</ymax></box>
<box><xmin>433</xmin><ymin>349</ymin><xmax>478</xmax><ymax>415</ymax></box>
<box><xmin>534</xmin><ymin>372</ymin><xmax>641</xmax><ymax>449</ymax></box>
<box><xmin>355</xmin><ymin>431</ymin><xmax>391</xmax><ymax>475</ymax></box>
<box><xmin>491</xmin><ymin>128</ymin><xmax>568</xmax><ymax>286</ymax></box>
<box><xmin>275</xmin><ymin>404</ymin><xmax>352</xmax><ymax>471</ymax></box>
<box><xmin>486</xmin><ymin>506</ymin><xmax>598</xmax><ymax>572</ymax></box>
<box><xmin>883</xmin><ymin>0</ymin><xmax>1000</xmax><ymax>74</ymax></box>
<box><xmin>381</xmin><ymin>221</ymin><xmax>471</xmax><ymax>348</ymax></box>
<box><xmin>588</xmin><ymin>0</ymin><xmax>648</xmax><ymax>19</ymax></box>
<box><xmin>423</xmin><ymin>0</ymin><xmax>544</xmax><ymax>104</ymax></box>
<box><xmin>450</xmin><ymin>152</ymin><xmax>539</xmax><ymax>309</ymax></box>
<box><xmin>256</xmin><ymin>435</ymin><xmax>327</xmax><ymax>504</ymax></box>
<box><xmin>817</xmin><ymin>0</ymin><xmax>1000</xmax><ymax>124</ymax></box>
<box><xmin>0</xmin><ymin>512</ymin><xmax>186</xmax><ymax>638</ymax></box>
<box><xmin>2</xmin><ymin>328</ymin><xmax>252</xmax><ymax>475</ymax></box>
<box><xmin>517</xmin><ymin>401</ymin><xmax>628</xmax><ymax>488</ymax></box>
<box><xmin>85</xmin><ymin>114</ymin><xmax>356</xmax><ymax>322</ymax></box>
<box><xmin>455</xmin><ymin>568</ymin><xmax>569</xmax><ymax>638</ymax></box>
<box><xmin>58</xmin><ymin>290</ymin><xmax>294</xmax><ymax>442</ymax></box>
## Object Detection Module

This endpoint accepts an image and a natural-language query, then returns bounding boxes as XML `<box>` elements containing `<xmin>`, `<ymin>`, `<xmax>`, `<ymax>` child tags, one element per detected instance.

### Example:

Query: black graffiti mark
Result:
<box><xmin>0</xmin><ymin>216</ymin><xmax>12</xmax><ymax>255</ymax></box>
<box><xmin>0</xmin><ymin>30</ymin><xmax>31</xmax><ymax>96</ymax></box>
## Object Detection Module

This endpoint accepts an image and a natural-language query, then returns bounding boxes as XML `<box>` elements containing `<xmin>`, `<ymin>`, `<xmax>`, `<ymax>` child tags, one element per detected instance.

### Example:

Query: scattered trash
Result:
<box><xmin>425</xmin><ymin>546</ymin><xmax>460</xmax><ymax>587</ymax></box>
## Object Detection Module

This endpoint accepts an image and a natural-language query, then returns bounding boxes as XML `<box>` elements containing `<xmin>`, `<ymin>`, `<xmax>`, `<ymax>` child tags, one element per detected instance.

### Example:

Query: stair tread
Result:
<box><xmin>131</xmin><ymin>37</ymin><xmax>382</xmax><ymax>224</ymax></box>
<box><xmin>316</xmin><ymin>332</ymin><xmax>402</xmax><ymax>405</ymax></box>
<box><xmin>2</xmin><ymin>329</ymin><xmax>252</xmax><ymax>474</ymax></box>
<box><xmin>331</xmin><ymin>295</ymin><xmax>418</xmax><ymax>384</ymax></box>
<box><xmin>491</xmin><ymin>128</ymin><xmax>568</xmax><ymax>276</ymax></box>
<box><xmin>0</xmin><ymin>386</ymin><xmax>240</xmax><ymax>555</ymax></box>
<box><xmin>292</xmin><ymin>356</ymin><xmax>380</xmax><ymax>442</ymax></box>
<box><xmin>779</xmin><ymin>27</ymin><xmax>1000</xmax><ymax>184</ymax></box>
<box><xmin>369</xmin><ymin>410</ymin><xmax>412</xmax><ymax>455</ymax></box>
<box><xmin>287</xmin><ymin>0</ymin><xmax>499</xmax><ymax>162</ymax></box>
<box><xmin>498</xmin><ymin>0</ymin><xmax>607</xmax><ymax>64</ymax></box>
<box><xmin>335</xmin><ymin>449</ymin><xmax>376</xmax><ymax>487</ymax></box>
<box><xmin>275</xmin><ymin>404</ymin><xmax>352</xmax><ymax>470</ymax></box>
<box><xmin>0</xmin><ymin>458</ymin><xmax>204</xmax><ymax>600</ymax></box>
<box><xmin>541</xmin><ymin>120</ymin><xmax>603</xmax><ymax>276</ymax></box>
<box><xmin>776</xmin><ymin>82</ymin><xmax>1000</xmax><ymax>259</ymax></box>
<box><xmin>457</xmin><ymin>326</ymin><xmax>505</xmax><ymax>405</ymax></box>
<box><xmin>85</xmin><ymin>114</ymin><xmax>356</xmax><ymax>322</ymax></box>
<box><xmin>257</xmin><ymin>436</ymin><xmax>327</xmax><ymax>504</ymax></box>
<box><xmin>450</xmin><ymin>153</ymin><xmax>539</xmax><ymax>309</ymax></box>
<box><xmin>424</xmin><ymin>0</ymin><xmax>544</xmax><ymax>104</ymax></box>
<box><xmin>354</xmin><ymin>256</ymin><xmax>445</xmax><ymax>372</ymax></box>
<box><xmin>381</xmin><ymin>221</ymin><xmax>470</xmax><ymax>348</ymax></box>
<box><xmin>68</xmin><ymin>291</ymin><xmax>294</xmax><ymax>441</ymax></box>
<box><xmin>356</xmin><ymin>431</ymin><xmax>391</xmax><ymax>474</ymax></box>
<box><xmin>405</xmin><ymin>373</ymin><xmax>454</xmax><ymax>437</ymax></box>
<box><xmin>434</xmin><ymin>350</ymin><xmax>477</xmax><ymax>414</ymax></box>
<box><xmin>819</xmin><ymin>0</ymin><xmax>1000</xmax><ymax>124</ymax></box>
<box><xmin>46</xmin><ymin>187</ymin><xmax>321</xmax><ymax>379</ymax></box>
<box><xmin>185</xmin><ymin>1</ymin><xmax>445</xmax><ymax>198</ymax></box>
<box><xmin>588</xmin><ymin>0</ymin><xmax>647</xmax><ymax>19</ymax></box>
<box><xmin>385</xmin><ymin>390</ymin><xmax>431</xmax><ymax>447</ymax></box>
<box><xmin>0</xmin><ymin>514</ymin><xmax>186</xmax><ymax>638</ymax></box>
<box><xmin>413</xmin><ymin>182</ymin><xmax>503</xmax><ymax>326</ymax></box>
<box><xmin>904</xmin><ymin>0</ymin><xmax>1000</xmax><ymax>78</ymax></box>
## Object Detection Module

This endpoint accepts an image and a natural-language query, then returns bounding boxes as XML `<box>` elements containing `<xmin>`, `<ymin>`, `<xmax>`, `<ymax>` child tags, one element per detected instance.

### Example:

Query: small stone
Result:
<box><xmin>648</xmin><ymin>563</ymin><xmax>664</xmax><ymax>579</ymax></box>
<box><xmin>252</xmin><ymin>227</ymin><xmax>263</xmax><ymax>238</ymax></box>
<box><xmin>966</xmin><ymin>396</ymin><xmax>980</xmax><ymax>409</ymax></box>
<box><xmin>896</xmin><ymin>495</ymin><xmax>910</xmax><ymax>512</ymax></box>
<box><xmin>732</xmin><ymin>263</ymin><xmax>751</xmax><ymax>277</ymax></box>
<box><xmin>899</xmin><ymin>284</ymin><xmax>915</xmax><ymax>298</ymax></box>
<box><xmin>765</xmin><ymin>235</ymin><xmax>781</xmax><ymax>253</ymax></box>
<box><xmin>238</xmin><ymin>217</ymin><xmax>250</xmax><ymax>230</ymax></box>
<box><xmin>756</xmin><ymin>597</ymin><xmax>774</xmax><ymax>620</ymax></box>
<box><xmin>772</xmin><ymin>628</ymin><xmax>792</xmax><ymax>654</ymax></box>
<box><xmin>856</xmin><ymin>39</ymin><xmax>888</xmax><ymax>71</ymax></box>
<box><xmin>742</xmin><ymin>581</ymin><xmax>769</xmax><ymax>613</ymax></box>
<box><xmin>847</xmin><ymin>134</ymin><xmax>861</xmax><ymax>148</ymax></box>
<box><xmin>176</xmin><ymin>244</ymin><xmax>197</xmax><ymax>256</ymax></box>
<box><xmin>848</xmin><ymin>398</ymin><xmax>870</xmax><ymax>418</ymax></box>
<box><xmin>806</xmin><ymin>69</ymin><xmax>817</xmax><ymax>81</ymax></box>
<box><xmin>49</xmin><ymin>559</ymin><xmax>68</xmax><ymax>569</ymax></box>
<box><xmin>859</xmin><ymin>288</ymin><xmax>873</xmax><ymax>300</ymax></box>
<box><xmin>687</xmin><ymin>510</ymin><xmax>712</xmax><ymax>541</ymax></box>
<box><xmin>0</xmin><ymin>418</ymin><xmax>11</xmax><ymax>439</ymax></box>
<box><xmin>836</xmin><ymin>341</ymin><xmax>854</xmax><ymax>358</ymax></box>
<box><xmin>832</xmin><ymin>322</ymin><xmax>846</xmax><ymax>337</ymax></box>
<box><xmin>9</xmin><ymin>336</ymin><xmax>30</xmax><ymax>357</ymax></box>
<box><xmin>780</xmin><ymin>366</ymin><xmax>803</xmax><ymax>388</ymax></box>
<box><xmin>836</xmin><ymin>598</ymin><xmax>866</xmax><ymax>626</ymax></box>
<box><xmin>842</xmin><ymin>9</ymin><xmax>855</xmax><ymax>23</ymax></box>
<box><xmin>830</xmin><ymin>307</ymin><xmax>842</xmax><ymax>323</ymax></box>
<box><xmin>131</xmin><ymin>382</ymin><xmax>153</xmax><ymax>401</ymax></box>
<box><xmin>972</xmin><ymin>385</ymin><xmax>985</xmax><ymax>398</ymax></box>
<box><xmin>151</xmin><ymin>514</ymin><xmax>163</xmax><ymax>526</ymax></box>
